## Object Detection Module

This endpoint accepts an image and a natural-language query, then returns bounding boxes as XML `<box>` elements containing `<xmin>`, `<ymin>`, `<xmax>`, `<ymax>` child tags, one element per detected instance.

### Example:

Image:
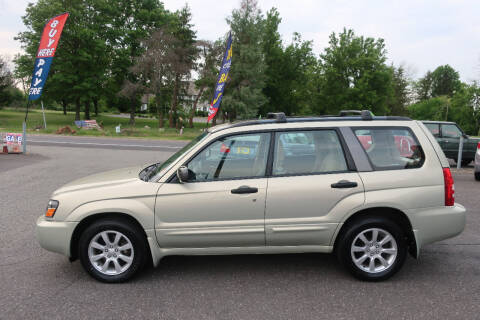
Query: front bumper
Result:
<box><xmin>36</xmin><ymin>216</ymin><xmax>78</xmax><ymax>257</ymax></box>
<box><xmin>407</xmin><ymin>203</ymin><xmax>466</xmax><ymax>257</ymax></box>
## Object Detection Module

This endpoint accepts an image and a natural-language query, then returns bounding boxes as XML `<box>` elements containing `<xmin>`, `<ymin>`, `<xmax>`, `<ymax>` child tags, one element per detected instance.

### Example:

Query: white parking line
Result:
<box><xmin>28</xmin><ymin>140</ymin><xmax>182</xmax><ymax>149</ymax></box>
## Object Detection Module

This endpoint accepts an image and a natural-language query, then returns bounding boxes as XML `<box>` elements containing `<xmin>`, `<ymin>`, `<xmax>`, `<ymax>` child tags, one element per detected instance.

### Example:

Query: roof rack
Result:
<box><xmin>209</xmin><ymin>111</ymin><xmax>411</xmax><ymax>133</ymax></box>
<box><xmin>266</xmin><ymin>112</ymin><xmax>287</xmax><ymax>123</ymax></box>
<box><xmin>339</xmin><ymin>110</ymin><xmax>373</xmax><ymax>120</ymax></box>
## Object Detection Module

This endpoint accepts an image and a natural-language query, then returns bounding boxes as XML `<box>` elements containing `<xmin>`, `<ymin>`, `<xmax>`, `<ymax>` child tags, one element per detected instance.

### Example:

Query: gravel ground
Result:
<box><xmin>0</xmin><ymin>145</ymin><xmax>479</xmax><ymax>320</ymax></box>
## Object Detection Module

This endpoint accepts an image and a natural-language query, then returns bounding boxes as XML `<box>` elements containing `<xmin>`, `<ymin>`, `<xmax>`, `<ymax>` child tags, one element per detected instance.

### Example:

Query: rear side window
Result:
<box><xmin>273</xmin><ymin>130</ymin><xmax>348</xmax><ymax>175</ymax></box>
<box><xmin>353</xmin><ymin>127</ymin><xmax>425</xmax><ymax>170</ymax></box>
<box><xmin>441</xmin><ymin>124</ymin><xmax>462</xmax><ymax>138</ymax></box>
<box><xmin>424</xmin><ymin>123</ymin><xmax>440</xmax><ymax>137</ymax></box>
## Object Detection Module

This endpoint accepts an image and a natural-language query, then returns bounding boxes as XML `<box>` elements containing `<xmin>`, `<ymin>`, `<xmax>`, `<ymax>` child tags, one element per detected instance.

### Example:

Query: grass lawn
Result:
<box><xmin>0</xmin><ymin>108</ymin><xmax>206</xmax><ymax>140</ymax></box>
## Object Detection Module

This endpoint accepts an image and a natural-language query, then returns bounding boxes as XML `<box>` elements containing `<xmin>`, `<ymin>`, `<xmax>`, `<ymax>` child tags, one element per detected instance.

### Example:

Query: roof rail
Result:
<box><xmin>339</xmin><ymin>109</ymin><xmax>373</xmax><ymax>120</ymax></box>
<box><xmin>266</xmin><ymin>112</ymin><xmax>287</xmax><ymax>123</ymax></box>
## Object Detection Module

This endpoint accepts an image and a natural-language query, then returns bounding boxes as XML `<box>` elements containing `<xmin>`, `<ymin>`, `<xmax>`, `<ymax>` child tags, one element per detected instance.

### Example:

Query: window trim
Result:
<box><xmin>352</xmin><ymin>126</ymin><xmax>426</xmax><ymax>171</ymax></box>
<box><xmin>168</xmin><ymin>130</ymin><xmax>274</xmax><ymax>183</ymax></box>
<box><xmin>269</xmin><ymin>127</ymin><xmax>356</xmax><ymax>178</ymax></box>
<box><xmin>168</xmin><ymin>127</ymin><xmax>358</xmax><ymax>183</ymax></box>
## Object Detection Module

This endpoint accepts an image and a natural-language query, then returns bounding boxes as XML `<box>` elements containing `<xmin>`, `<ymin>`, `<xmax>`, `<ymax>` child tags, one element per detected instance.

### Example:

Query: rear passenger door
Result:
<box><xmin>265</xmin><ymin>129</ymin><xmax>365</xmax><ymax>246</ymax></box>
<box><xmin>440</xmin><ymin>124</ymin><xmax>462</xmax><ymax>159</ymax></box>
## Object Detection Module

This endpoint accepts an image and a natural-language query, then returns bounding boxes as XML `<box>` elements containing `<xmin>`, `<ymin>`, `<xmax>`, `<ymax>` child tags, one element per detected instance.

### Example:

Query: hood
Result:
<box><xmin>53</xmin><ymin>166</ymin><xmax>144</xmax><ymax>196</ymax></box>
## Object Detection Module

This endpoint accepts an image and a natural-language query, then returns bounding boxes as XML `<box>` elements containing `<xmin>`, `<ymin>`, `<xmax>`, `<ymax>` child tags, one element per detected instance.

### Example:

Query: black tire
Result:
<box><xmin>461</xmin><ymin>159</ymin><xmax>472</xmax><ymax>167</ymax></box>
<box><xmin>475</xmin><ymin>172</ymin><xmax>480</xmax><ymax>181</ymax></box>
<box><xmin>78</xmin><ymin>219</ymin><xmax>148</xmax><ymax>283</ymax></box>
<box><xmin>336</xmin><ymin>217</ymin><xmax>407</xmax><ymax>281</ymax></box>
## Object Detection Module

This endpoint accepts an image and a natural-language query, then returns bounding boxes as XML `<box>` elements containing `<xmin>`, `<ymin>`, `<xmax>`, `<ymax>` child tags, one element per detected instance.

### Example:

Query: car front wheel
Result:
<box><xmin>78</xmin><ymin>219</ymin><xmax>148</xmax><ymax>283</ymax></box>
<box><xmin>337</xmin><ymin>217</ymin><xmax>407</xmax><ymax>281</ymax></box>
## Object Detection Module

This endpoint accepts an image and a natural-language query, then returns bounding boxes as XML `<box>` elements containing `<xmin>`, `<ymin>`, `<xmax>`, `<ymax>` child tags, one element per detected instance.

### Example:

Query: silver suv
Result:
<box><xmin>36</xmin><ymin>110</ymin><xmax>466</xmax><ymax>282</ymax></box>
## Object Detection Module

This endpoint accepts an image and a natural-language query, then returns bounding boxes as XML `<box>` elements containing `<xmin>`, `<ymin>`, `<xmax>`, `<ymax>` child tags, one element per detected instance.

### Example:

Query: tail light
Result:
<box><xmin>477</xmin><ymin>142</ymin><xmax>480</xmax><ymax>150</ymax></box>
<box><xmin>443</xmin><ymin>168</ymin><xmax>455</xmax><ymax>206</ymax></box>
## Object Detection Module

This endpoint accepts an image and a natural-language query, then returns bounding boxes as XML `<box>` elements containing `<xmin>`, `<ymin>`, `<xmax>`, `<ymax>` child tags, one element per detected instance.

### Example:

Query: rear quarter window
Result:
<box><xmin>353</xmin><ymin>127</ymin><xmax>425</xmax><ymax>170</ymax></box>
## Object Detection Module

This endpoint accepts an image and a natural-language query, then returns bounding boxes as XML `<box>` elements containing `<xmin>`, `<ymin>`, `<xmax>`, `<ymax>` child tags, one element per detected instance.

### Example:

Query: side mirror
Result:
<box><xmin>462</xmin><ymin>133</ymin><xmax>469</xmax><ymax>139</ymax></box>
<box><xmin>177</xmin><ymin>166</ymin><xmax>189</xmax><ymax>183</ymax></box>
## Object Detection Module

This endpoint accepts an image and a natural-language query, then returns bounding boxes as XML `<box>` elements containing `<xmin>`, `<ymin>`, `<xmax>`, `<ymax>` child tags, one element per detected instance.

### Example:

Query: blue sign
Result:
<box><xmin>28</xmin><ymin>57</ymin><xmax>53</xmax><ymax>101</ymax></box>
<box><xmin>208</xmin><ymin>32</ymin><xmax>232</xmax><ymax>121</ymax></box>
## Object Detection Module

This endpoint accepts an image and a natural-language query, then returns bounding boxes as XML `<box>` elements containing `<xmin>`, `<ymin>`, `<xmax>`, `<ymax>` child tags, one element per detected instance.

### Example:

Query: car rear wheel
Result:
<box><xmin>78</xmin><ymin>219</ymin><xmax>148</xmax><ymax>283</ymax></box>
<box><xmin>475</xmin><ymin>172</ymin><xmax>480</xmax><ymax>181</ymax></box>
<box><xmin>337</xmin><ymin>217</ymin><xmax>407</xmax><ymax>281</ymax></box>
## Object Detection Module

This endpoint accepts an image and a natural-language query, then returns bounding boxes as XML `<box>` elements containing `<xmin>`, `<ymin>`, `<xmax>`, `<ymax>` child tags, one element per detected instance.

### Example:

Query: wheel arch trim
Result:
<box><xmin>330</xmin><ymin>206</ymin><xmax>417</xmax><ymax>258</ymax></box>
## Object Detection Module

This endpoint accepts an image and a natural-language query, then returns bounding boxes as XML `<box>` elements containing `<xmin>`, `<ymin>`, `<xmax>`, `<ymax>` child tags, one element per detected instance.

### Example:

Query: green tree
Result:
<box><xmin>316</xmin><ymin>28</ymin><xmax>393</xmax><ymax>115</ymax></box>
<box><xmin>388</xmin><ymin>65</ymin><xmax>410</xmax><ymax>116</ymax></box>
<box><xmin>449</xmin><ymin>82</ymin><xmax>480</xmax><ymax>135</ymax></box>
<box><xmin>415</xmin><ymin>65</ymin><xmax>461</xmax><ymax>102</ymax></box>
<box><xmin>408</xmin><ymin>96</ymin><xmax>450</xmax><ymax>121</ymax></box>
<box><xmin>431</xmin><ymin>64</ymin><xmax>461</xmax><ymax>97</ymax></box>
<box><xmin>15</xmin><ymin>0</ymin><xmax>111</xmax><ymax>120</ymax></box>
<box><xmin>106</xmin><ymin>0</ymin><xmax>170</xmax><ymax>125</ymax></box>
<box><xmin>414</xmin><ymin>71</ymin><xmax>433</xmax><ymax>101</ymax></box>
<box><xmin>0</xmin><ymin>57</ymin><xmax>13</xmax><ymax>107</ymax></box>
<box><xmin>260</xmin><ymin>7</ymin><xmax>283</xmax><ymax>116</ymax></box>
<box><xmin>222</xmin><ymin>0</ymin><xmax>267</xmax><ymax>121</ymax></box>
<box><xmin>190</xmin><ymin>39</ymin><xmax>224</xmax><ymax>127</ymax></box>
<box><xmin>166</xmin><ymin>5</ymin><xmax>198</xmax><ymax>128</ymax></box>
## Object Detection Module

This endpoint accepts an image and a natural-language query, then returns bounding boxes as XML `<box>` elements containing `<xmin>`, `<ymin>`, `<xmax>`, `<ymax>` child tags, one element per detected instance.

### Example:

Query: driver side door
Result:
<box><xmin>154</xmin><ymin>132</ymin><xmax>271</xmax><ymax>248</ymax></box>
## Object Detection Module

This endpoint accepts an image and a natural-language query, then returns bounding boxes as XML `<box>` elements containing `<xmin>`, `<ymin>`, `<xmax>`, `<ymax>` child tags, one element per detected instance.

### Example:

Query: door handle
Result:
<box><xmin>331</xmin><ymin>180</ymin><xmax>358</xmax><ymax>189</ymax></box>
<box><xmin>231</xmin><ymin>186</ymin><xmax>258</xmax><ymax>194</ymax></box>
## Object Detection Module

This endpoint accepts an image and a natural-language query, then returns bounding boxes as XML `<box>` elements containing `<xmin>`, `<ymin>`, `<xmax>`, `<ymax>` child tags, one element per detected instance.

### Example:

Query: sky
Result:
<box><xmin>1</xmin><ymin>0</ymin><xmax>479</xmax><ymax>81</ymax></box>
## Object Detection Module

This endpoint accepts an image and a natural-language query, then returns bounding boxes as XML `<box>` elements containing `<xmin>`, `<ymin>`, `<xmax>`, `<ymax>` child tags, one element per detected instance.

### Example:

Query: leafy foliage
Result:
<box><xmin>316</xmin><ymin>28</ymin><xmax>393</xmax><ymax>115</ymax></box>
<box><xmin>222</xmin><ymin>0</ymin><xmax>267</xmax><ymax>120</ymax></box>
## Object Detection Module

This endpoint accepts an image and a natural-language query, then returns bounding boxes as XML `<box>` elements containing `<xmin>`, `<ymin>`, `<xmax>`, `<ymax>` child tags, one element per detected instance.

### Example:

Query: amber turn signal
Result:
<box><xmin>45</xmin><ymin>200</ymin><xmax>59</xmax><ymax>218</ymax></box>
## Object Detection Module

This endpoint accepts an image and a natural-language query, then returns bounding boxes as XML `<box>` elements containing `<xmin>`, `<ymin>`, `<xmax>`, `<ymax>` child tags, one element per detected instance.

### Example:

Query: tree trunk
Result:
<box><xmin>129</xmin><ymin>98</ymin><xmax>136</xmax><ymax>126</ymax></box>
<box><xmin>93</xmin><ymin>98</ymin><xmax>98</xmax><ymax>116</ymax></box>
<box><xmin>62</xmin><ymin>99</ymin><xmax>67</xmax><ymax>115</ymax></box>
<box><xmin>75</xmin><ymin>98</ymin><xmax>81</xmax><ymax>121</ymax></box>
<box><xmin>228</xmin><ymin>109</ymin><xmax>236</xmax><ymax>122</ymax></box>
<box><xmin>84</xmin><ymin>101</ymin><xmax>90</xmax><ymax>120</ymax></box>
<box><xmin>189</xmin><ymin>85</ymin><xmax>205</xmax><ymax>128</ymax></box>
<box><xmin>222</xmin><ymin>111</ymin><xmax>226</xmax><ymax>123</ymax></box>
<box><xmin>169</xmin><ymin>74</ymin><xmax>180</xmax><ymax>128</ymax></box>
<box><xmin>156</xmin><ymin>95</ymin><xmax>164</xmax><ymax>128</ymax></box>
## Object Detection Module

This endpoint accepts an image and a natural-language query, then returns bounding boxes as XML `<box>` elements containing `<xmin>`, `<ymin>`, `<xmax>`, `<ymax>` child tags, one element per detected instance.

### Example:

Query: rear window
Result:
<box><xmin>354</xmin><ymin>127</ymin><xmax>425</xmax><ymax>170</ymax></box>
<box><xmin>424</xmin><ymin>123</ymin><xmax>440</xmax><ymax>137</ymax></box>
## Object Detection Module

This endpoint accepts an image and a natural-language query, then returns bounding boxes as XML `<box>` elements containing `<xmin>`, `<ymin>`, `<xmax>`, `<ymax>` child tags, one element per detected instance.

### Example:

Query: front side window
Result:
<box><xmin>143</xmin><ymin>131</ymin><xmax>209</xmax><ymax>181</ymax></box>
<box><xmin>187</xmin><ymin>133</ymin><xmax>271</xmax><ymax>182</ymax></box>
<box><xmin>273</xmin><ymin>130</ymin><xmax>348</xmax><ymax>175</ymax></box>
<box><xmin>441</xmin><ymin>124</ymin><xmax>462</xmax><ymax>138</ymax></box>
<box><xmin>354</xmin><ymin>127</ymin><xmax>425</xmax><ymax>170</ymax></box>
<box><xmin>424</xmin><ymin>123</ymin><xmax>440</xmax><ymax>137</ymax></box>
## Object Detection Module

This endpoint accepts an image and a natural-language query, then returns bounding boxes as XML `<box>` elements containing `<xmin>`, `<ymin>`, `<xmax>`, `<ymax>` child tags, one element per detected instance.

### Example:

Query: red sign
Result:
<box><xmin>29</xmin><ymin>12</ymin><xmax>69</xmax><ymax>100</ymax></box>
<box><xmin>36</xmin><ymin>13</ymin><xmax>69</xmax><ymax>58</ymax></box>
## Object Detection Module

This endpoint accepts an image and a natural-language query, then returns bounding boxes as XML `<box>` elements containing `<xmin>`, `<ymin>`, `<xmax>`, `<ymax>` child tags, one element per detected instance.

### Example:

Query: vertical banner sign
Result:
<box><xmin>207</xmin><ymin>32</ymin><xmax>233</xmax><ymax>122</ymax></box>
<box><xmin>28</xmin><ymin>12</ymin><xmax>69</xmax><ymax>101</ymax></box>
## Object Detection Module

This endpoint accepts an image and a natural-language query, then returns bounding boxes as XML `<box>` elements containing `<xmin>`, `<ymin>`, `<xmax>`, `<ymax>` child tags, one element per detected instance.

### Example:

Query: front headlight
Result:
<box><xmin>45</xmin><ymin>200</ymin><xmax>59</xmax><ymax>218</ymax></box>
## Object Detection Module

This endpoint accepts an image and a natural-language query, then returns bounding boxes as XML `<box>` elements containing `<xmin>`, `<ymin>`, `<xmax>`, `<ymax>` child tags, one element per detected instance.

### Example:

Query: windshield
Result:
<box><xmin>139</xmin><ymin>131</ymin><xmax>209</xmax><ymax>182</ymax></box>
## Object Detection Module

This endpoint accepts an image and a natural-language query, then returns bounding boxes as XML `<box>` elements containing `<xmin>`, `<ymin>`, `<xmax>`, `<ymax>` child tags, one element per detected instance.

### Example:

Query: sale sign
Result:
<box><xmin>5</xmin><ymin>133</ymin><xmax>23</xmax><ymax>153</ymax></box>
<box><xmin>28</xmin><ymin>12</ymin><xmax>69</xmax><ymax>101</ymax></box>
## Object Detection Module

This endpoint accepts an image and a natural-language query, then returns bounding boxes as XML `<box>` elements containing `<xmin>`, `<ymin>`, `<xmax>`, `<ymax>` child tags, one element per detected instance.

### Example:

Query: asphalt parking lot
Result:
<box><xmin>1</xmin><ymin>139</ymin><xmax>479</xmax><ymax>320</ymax></box>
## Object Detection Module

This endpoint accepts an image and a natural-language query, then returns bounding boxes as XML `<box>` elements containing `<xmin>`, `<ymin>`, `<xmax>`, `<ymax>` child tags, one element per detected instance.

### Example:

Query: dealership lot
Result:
<box><xmin>0</xmin><ymin>141</ymin><xmax>479</xmax><ymax>319</ymax></box>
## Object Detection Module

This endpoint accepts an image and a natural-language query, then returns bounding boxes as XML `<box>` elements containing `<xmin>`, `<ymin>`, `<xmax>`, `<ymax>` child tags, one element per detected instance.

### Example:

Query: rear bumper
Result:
<box><xmin>36</xmin><ymin>216</ymin><xmax>78</xmax><ymax>257</ymax></box>
<box><xmin>407</xmin><ymin>204</ymin><xmax>466</xmax><ymax>256</ymax></box>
